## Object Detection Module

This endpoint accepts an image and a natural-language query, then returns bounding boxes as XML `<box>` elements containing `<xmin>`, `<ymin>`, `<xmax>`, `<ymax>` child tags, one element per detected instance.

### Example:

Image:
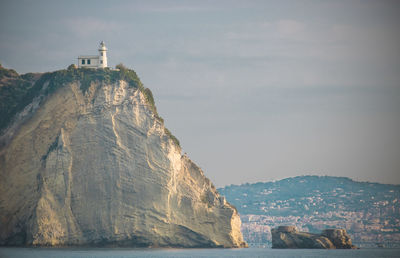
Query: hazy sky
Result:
<box><xmin>1</xmin><ymin>0</ymin><xmax>399</xmax><ymax>186</ymax></box>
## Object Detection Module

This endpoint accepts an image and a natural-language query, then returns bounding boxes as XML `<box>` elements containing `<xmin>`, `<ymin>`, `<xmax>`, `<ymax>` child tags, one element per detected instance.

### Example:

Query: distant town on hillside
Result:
<box><xmin>218</xmin><ymin>176</ymin><xmax>400</xmax><ymax>248</ymax></box>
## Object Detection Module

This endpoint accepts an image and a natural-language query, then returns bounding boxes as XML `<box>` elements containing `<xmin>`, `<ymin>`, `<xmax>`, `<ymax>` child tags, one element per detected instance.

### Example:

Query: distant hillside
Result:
<box><xmin>219</xmin><ymin>176</ymin><xmax>400</xmax><ymax>216</ymax></box>
<box><xmin>218</xmin><ymin>176</ymin><xmax>400</xmax><ymax>247</ymax></box>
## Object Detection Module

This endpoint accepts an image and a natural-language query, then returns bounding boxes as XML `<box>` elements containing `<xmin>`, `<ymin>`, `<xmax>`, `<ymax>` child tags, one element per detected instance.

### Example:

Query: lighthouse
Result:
<box><xmin>78</xmin><ymin>41</ymin><xmax>108</xmax><ymax>68</ymax></box>
<box><xmin>98</xmin><ymin>41</ymin><xmax>107</xmax><ymax>68</ymax></box>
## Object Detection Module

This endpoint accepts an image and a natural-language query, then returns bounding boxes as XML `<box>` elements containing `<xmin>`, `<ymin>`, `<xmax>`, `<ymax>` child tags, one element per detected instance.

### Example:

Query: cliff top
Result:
<box><xmin>0</xmin><ymin>64</ymin><xmax>180</xmax><ymax>147</ymax></box>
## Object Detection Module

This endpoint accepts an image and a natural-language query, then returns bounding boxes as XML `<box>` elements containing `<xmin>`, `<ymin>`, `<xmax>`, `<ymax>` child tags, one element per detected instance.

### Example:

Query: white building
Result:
<box><xmin>78</xmin><ymin>41</ymin><xmax>108</xmax><ymax>68</ymax></box>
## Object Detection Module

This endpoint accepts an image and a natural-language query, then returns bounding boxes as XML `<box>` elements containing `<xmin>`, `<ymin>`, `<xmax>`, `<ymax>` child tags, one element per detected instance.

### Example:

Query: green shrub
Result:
<box><xmin>67</xmin><ymin>64</ymin><xmax>77</xmax><ymax>70</ymax></box>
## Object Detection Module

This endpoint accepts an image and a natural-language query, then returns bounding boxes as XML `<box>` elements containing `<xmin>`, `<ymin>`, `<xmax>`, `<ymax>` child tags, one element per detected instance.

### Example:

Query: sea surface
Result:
<box><xmin>1</xmin><ymin>247</ymin><xmax>400</xmax><ymax>258</ymax></box>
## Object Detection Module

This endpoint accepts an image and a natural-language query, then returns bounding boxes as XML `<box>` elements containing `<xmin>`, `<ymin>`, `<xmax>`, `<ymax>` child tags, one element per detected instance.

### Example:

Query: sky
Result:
<box><xmin>1</xmin><ymin>0</ymin><xmax>399</xmax><ymax>187</ymax></box>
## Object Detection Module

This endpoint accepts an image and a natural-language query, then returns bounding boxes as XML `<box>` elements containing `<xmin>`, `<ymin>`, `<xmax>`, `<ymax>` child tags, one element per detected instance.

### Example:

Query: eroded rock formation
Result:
<box><xmin>321</xmin><ymin>229</ymin><xmax>355</xmax><ymax>249</ymax></box>
<box><xmin>271</xmin><ymin>226</ymin><xmax>356</xmax><ymax>249</ymax></box>
<box><xmin>0</xmin><ymin>67</ymin><xmax>247</xmax><ymax>248</ymax></box>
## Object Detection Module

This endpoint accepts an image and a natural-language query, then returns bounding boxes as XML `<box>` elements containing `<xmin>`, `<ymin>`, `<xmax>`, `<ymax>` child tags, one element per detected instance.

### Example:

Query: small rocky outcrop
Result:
<box><xmin>272</xmin><ymin>226</ymin><xmax>356</xmax><ymax>249</ymax></box>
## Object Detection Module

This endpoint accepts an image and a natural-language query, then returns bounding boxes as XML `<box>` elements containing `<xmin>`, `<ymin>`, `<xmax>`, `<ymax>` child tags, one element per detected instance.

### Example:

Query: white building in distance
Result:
<box><xmin>78</xmin><ymin>41</ymin><xmax>108</xmax><ymax>68</ymax></box>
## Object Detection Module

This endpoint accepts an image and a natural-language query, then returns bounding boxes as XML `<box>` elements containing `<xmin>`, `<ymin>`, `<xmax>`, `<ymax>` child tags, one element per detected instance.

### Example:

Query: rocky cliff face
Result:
<box><xmin>0</xmin><ymin>66</ymin><xmax>247</xmax><ymax>248</ymax></box>
<box><xmin>271</xmin><ymin>226</ymin><xmax>356</xmax><ymax>249</ymax></box>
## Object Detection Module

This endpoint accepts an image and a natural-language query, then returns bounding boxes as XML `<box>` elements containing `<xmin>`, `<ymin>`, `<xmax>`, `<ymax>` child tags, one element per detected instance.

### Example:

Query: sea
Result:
<box><xmin>0</xmin><ymin>248</ymin><xmax>399</xmax><ymax>258</ymax></box>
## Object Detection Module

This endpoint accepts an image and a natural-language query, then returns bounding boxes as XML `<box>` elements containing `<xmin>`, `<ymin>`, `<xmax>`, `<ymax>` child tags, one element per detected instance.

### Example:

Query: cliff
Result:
<box><xmin>0</xmin><ymin>65</ymin><xmax>247</xmax><ymax>248</ymax></box>
<box><xmin>271</xmin><ymin>226</ymin><xmax>356</xmax><ymax>249</ymax></box>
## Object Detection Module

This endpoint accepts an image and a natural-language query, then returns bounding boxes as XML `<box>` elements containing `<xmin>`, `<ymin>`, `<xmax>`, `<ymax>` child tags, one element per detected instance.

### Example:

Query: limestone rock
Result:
<box><xmin>0</xmin><ymin>68</ymin><xmax>247</xmax><ymax>248</ymax></box>
<box><xmin>322</xmin><ymin>229</ymin><xmax>355</xmax><ymax>249</ymax></box>
<box><xmin>272</xmin><ymin>226</ymin><xmax>356</xmax><ymax>249</ymax></box>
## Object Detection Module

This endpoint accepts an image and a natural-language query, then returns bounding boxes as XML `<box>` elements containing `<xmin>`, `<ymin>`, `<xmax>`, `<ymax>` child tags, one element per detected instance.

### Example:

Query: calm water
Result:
<box><xmin>0</xmin><ymin>248</ymin><xmax>400</xmax><ymax>258</ymax></box>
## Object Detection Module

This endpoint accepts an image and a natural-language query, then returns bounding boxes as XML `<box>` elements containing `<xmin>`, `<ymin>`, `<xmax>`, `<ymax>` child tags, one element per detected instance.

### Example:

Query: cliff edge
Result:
<box><xmin>271</xmin><ymin>226</ymin><xmax>356</xmax><ymax>249</ymax></box>
<box><xmin>0</xmin><ymin>65</ymin><xmax>247</xmax><ymax>248</ymax></box>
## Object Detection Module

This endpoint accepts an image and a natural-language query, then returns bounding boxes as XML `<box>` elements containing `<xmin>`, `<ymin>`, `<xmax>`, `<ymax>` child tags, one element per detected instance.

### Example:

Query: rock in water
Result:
<box><xmin>0</xmin><ymin>67</ymin><xmax>247</xmax><ymax>248</ymax></box>
<box><xmin>271</xmin><ymin>226</ymin><xmax>334</xmax><ymax>249</ymax></box>
<box><xmin>271</xmin><ymin>226</ymin><xmax>356</xmax><ymax>249</ymax></box>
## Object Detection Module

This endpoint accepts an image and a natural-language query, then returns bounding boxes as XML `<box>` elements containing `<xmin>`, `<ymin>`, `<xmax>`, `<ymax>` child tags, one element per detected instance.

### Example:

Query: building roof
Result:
<box><xmin>78</xmin><ymin>55</ymin><xmax>99</xmax><ymax>59</ymax></box>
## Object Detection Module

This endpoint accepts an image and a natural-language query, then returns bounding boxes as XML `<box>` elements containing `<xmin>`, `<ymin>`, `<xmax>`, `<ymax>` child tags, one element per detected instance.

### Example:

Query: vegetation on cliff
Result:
<box><xmin>0</xmin><ymin>64</ymin><xmax>180</xmax><ymax>148</ymax></box>
<box><xmin>0</xmin><ymin>65</ymin><xmax>41</xmax><ymax>131</ymax></box>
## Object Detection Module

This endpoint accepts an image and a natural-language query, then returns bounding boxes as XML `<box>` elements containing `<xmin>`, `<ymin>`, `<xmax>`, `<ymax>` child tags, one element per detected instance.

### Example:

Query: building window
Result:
<box><xmin>87</xmin><ymin>59</ymin><xmax>91</xmax><ymax>65</ymax></box>
<box><xmin>101</xmin><ymin>52</ymin><xmax>103</xmax><ymax>56</ymax></box>
<box><xmin>100</xmin><ymin>60</ymin><xmax>103</xmax><ymax>64</ymax></box>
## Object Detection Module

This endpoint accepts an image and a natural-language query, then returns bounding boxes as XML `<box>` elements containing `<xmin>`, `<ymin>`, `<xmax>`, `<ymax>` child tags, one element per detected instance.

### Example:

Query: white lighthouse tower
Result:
<box><xmin>98</xmin><ymin>41</ymin><xmax>108</xmax><ymax>68</ymax></box>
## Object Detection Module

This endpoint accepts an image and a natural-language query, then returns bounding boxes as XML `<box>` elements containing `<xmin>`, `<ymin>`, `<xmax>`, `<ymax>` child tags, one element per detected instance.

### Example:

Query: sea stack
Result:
<box><xmin>271</xmin><ymin>226</ymin><xmax>356</xmax><ymax>249</ymax></box>
<box><xmin>0</xmin><ymin>65</ymin><xmax>247</xmax><ymax>248</ymax></box>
